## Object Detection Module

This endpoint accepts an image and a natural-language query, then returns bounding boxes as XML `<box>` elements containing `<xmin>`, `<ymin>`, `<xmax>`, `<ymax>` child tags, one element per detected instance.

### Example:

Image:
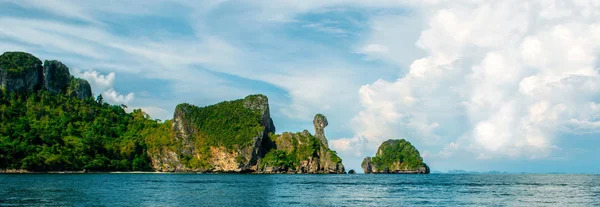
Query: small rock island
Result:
<box><xmin>362</xmin><ymin>139</ymin><xmax>430</xmax><ymax>174</ymax></box>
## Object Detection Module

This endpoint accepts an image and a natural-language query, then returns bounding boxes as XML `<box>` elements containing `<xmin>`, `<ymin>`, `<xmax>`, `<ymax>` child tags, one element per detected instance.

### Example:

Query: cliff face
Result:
<box><xmin>43</xmin><ymin>60</ymin><xmax>71</xmax><ymax>93</ymax></box>
<box><xmin>362</xmin><ymin>139</ymin><xmax>430</xmax><ymax>174</ymax></box>
<box><xmin>313</xmin><ymin>114</ymin><xmax>328</xmax><ymax>148</ymax></box>
<box><xmin>0</xmin><ymin>52</ymin><xmax>92</xmax><ymax>99</ymax></box>
<box><xmin>149</xmin><ymin>97</ymin><xmax>345</xmax><ymax>174</ymax></box>
<box><xmin>67</xmin><ymin>78</ymin><xmax>92</xmax><ymax>99</ymax></box>
<box><xmin>259</xmin><ymin>114</ymin><xmax>345</xmax><ymax>174</ymax></box>
<box><xmin>150</xmin><ymin>94</ymin><xmax>275</xmax><ymax>172</ymax></box>
<box><xmin>0</xmin><ymin>52</ymin><xmax>43</xmax><ymax>93</ymax></box>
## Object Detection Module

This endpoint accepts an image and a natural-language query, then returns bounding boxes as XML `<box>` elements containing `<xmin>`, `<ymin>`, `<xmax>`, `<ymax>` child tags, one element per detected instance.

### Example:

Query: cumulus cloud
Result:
<box><xmin>333</xmin><ymin>0</ymin><xmax>600</xmax><ymax>163</ymax></box>
<box><xmin>102</xmin><ymin>88</ymin><xmax>134</xmax><ymax>105</ymax></box>
<box><xmin>72</xmin><ymin>69</ymin><xmax>135</xmax><ymax>105</ymax></box>
<box><xmin>77</xmin><ymin>70</ymin><xmax>115</xmax><ymax>92</ymax></box>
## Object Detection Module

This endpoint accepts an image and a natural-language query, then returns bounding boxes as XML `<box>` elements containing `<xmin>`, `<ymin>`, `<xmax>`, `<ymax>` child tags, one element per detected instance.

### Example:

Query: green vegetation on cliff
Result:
<box><xmin>0</xmin><ymin>52</ymin><xmax>41</xmax><ymax>76</ymax></box>
<box><xmin>0</xmin><ymin>52</ymin><xmax>168</xmax><ymax>171</ymax></box>
<box><xmin>260</xmin><ymin>130</ymin><xmax>343</xmax><ymax>172</ymax></box>
<box><xmin>369</xmin><ymin>139</ymin><xmax>427</xmax><ymax>171</ymax></box>
<box><xmin>176</xmin><ymin>98</ymin><xmax>264</xmax><ymax>150</ymax></box>
<box><xmin>168</xmin><ymin>94</ymin><xmax>272</xmax><ymax>171</ymax></box>
<box><xmin>43</xmin><ymin>60</ymin><xmax>71</xmax><ymax>92</ymax></box>
<box><xmin>260</xmin><ymin>132</ymin><xmax>321</xmax><ymax>170</ymax></box>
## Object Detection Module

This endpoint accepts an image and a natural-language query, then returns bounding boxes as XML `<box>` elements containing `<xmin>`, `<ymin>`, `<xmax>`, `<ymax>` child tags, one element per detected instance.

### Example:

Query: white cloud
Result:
<box><xmin>102</xmin><ymin>88</ymin><xmax>134</xmax><ymax>105</ymax></box>
<box><xmin>335</xmin><ymin>0</ymin><xmax>600</xmax><ymax>164</ymax></box>
<box><xmin>356</xmin><ymin>14</ymin><xmax>426</xmax><ymax>67</ymax></box>
<box><xmin>266</xmin><ymin>66</ymin><xmax>359</xmax><ymax>121</ymax></box>
<box><xmin>77</xmin><ymin>70</ymin><xmax>115</xmax><ymax>92</ymax></box>
<box><xmin>71</xmin><ymin>69</ymin><xmax>135</xmax><ymax>106</ymax></box>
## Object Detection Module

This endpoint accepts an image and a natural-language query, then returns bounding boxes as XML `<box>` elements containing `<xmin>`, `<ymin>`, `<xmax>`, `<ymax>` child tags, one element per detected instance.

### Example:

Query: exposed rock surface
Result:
<box><xmin>0</xmin><ymin>52</ymin><xmax>92</xmax><ymax>99</ymax></box>
<box><xmin>67</xmin><ymin>78</ymin><xmax>92</xmax><ymax>99</ymax></box>
<box><xmin>313</xmin><ymin>114</ymin><xmax>329</xmax><ymax>147</ymax></box>
<box><xmin>149</xmin><ymin>96</ymin><xmax>345</xmax><ymax>174</ymax></box>
<box><xmin>150</xmin><ymin>94</ymin><xmax>276</xmax><ymax>173</ymax></box>
<box><xmin>362</xmin><ymin>139</ymin><xmax>430</xmax><ymax>174</ymax></box>
<box><xmin>150</xmin><ymin>150</ymin><xmax>185</xmax><ymax>172</ymax></box>
<box><xmin>260</xmin><ymin>114</ymin><xmax>345</xmax><ymax>174</ymax></box>
<box><xmin>348</xmin><ymin>169</ymin><xmax>356</xmax><ymax>174</ymax></box>
<box><xmin>172</xmin><ymin>103</ymin><xmax>197</xmax><ymax>156</ymax></box>
<box><xmin>43</xmin><ymin>60</ymin><xmax>71</xmax><ymax>93</ymax></box>
<box><xmin>0</xmin><ymin>52</ymin><xmax>43</xmax><ymax>93</ymax></box>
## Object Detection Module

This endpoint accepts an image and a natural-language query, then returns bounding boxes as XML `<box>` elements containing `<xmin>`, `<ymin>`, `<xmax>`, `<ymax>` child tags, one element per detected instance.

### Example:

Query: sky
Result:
<box><xmin>1</xmin><ymin>0</ymin><xmax>600</xmax><ymax>173</ymax></box>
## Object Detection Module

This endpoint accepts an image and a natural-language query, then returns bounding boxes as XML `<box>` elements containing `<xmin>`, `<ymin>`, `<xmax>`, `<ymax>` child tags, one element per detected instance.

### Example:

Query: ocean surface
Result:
<box><xmin>1</xmin><ymin>173</ymin><xmax>599</xmax><ymax>206</ymax></box>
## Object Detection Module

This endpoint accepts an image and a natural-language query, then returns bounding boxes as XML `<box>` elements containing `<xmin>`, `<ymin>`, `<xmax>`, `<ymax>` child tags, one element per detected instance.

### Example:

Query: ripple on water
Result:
<box><xmin>0</xmin><ymin>174</ymin><xmax>598</xmax><ymax>206</ymax></box>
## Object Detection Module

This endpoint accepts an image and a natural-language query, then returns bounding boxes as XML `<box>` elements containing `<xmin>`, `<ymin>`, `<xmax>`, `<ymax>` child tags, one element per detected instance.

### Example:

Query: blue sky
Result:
<box><xmin>2</xmin><ymin>0</ymin><xmax>600</xmax><ymax>173</ymax></box>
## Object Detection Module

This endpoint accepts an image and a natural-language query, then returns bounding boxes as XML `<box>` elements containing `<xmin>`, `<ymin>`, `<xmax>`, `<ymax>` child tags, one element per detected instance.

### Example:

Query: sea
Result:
<box><xmin>1</xmin><ymin>173</ymin><xmax>599</xmax><ymax>206</ymax></box>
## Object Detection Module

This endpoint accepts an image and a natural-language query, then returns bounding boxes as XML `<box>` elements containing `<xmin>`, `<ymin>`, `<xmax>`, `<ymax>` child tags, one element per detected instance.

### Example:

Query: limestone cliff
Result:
<box><xmin>150</xmin><ymin>94</ymin><xmax>275</xmax><ymax>172</ymax></box>
<box><xmin>148</xmin><ymin>96</ymin><xmax>345</xmax><ymax>174</ymax></box>
<box><xmin>43</xmin><ymin>60</ymin><xmax>71</xmax><ymax>93</ymax></box>
<box><xmin>67</xmin><ymin>78</ymin><xmax>92</xmax><ymax>99</ymax></box>
<box><xmin>0</xmin><ymin>52</ymin><xmax>43</xmax><ymax>93</ymax></box>
<box><xmin>259</xmin><ymin>114</ymin><xmax>345</xmax><ymax>174</ymax></box>
<box><xmin>362</xmin><ymin>139</ymin><xmax>430</xmax><ymax>174</ymax></box>
<box><xmin>0</xmin><ymin>52</ymin><xmax>92</xmax><ymax>99</ymax></box>
<box><xmin>313</xmin><ymin>114</ymin><xmax>328</xmax><ymax>148</ymax></box>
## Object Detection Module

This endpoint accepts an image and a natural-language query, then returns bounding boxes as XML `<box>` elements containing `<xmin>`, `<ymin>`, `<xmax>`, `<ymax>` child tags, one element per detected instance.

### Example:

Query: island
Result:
<box><xmin>361</xmin><ymin>139</ymin><xmax>430</xmax><ymax>174</ymax></box>
<box><xmin>0</xmin><ymin>51</ymin><xmax>344</xmax><ymax>174</ymax></box>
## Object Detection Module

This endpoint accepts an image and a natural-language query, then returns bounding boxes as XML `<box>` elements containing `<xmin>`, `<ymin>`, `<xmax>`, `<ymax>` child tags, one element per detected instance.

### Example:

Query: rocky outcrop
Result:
<box><xmin>348</xmin><ymin>169</ymin><xmax>356</xmax><ymax>174</ymax></box>
<box><xmin>362</xmin><ymin>139</ymin><xmax>430</xmax><ymax>174</ymax></box>
<box><xmin>313</xmin><ymin>114</ymin><xmax>329</xmax><ymax>147</ymax></box>
<box><xmin>67</xmin><ymin>78</ymin><xmax>92</xmax><ymax>99</ymax></box>
<box><xmin>150</xmin><ymin>94</ymin><xmax>276</xmax><ymax>173</ymax></box>
<box><xmin>150</xmin><ymin>149</ymin><xmax>185</xmax><ymax>172</ymax></box>
<box><xmin>172</xmin><ymin>103</ymin><xmax>197</xmax><ymax>156</ymax></box>
<box><xmin>259</xmin><ymin>114</ymin><xmax>345</xmax><ymax>174</ymax></box>
<box><xmin>0</xmin><ymin>52</ymin><xmax>43</xmax><ymax>93</ymax></box>
<box><xmin>361</xmin><ymin>157</ymin><xmax>376</xmax><ymax>173</ymax></box>
<box><xmin>149</xmin><ymin>95</ymin><xmax>345</xmax><ymax>174</ymax></box>
<box><xmin>43</xmin><ymin>60</ymin><xmax>71</xmax><ymax>93</ymax></box>
<box><xmin>0</xmin><ymin>52</ymin><xmax>92</xmax><ymax>99</ymax></box>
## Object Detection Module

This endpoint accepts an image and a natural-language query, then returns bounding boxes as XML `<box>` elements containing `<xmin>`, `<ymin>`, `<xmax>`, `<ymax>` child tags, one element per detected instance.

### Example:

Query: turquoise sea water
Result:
<box><xmin>1</xmin><ymin>174</ymin><xmax>599</xmax><ymax>206</ymax></box>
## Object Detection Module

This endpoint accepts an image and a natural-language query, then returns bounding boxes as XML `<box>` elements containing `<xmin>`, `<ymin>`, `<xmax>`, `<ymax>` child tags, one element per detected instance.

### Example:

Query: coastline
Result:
<box><xmin>0</xmin><ymin>169</ymin><xmax>172</xmax><ymax>174</ymax></box>
<box><xmin>0</xmin><ymin>169</ymin><xmax>345</xmax><ymax>174</ymax></box>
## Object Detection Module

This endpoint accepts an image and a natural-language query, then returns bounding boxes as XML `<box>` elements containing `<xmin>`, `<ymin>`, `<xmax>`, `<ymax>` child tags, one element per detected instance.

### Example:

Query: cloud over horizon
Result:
<box><xmin>331</xmin><ymin>0</ymin><xmax>600</xmax><ymax>172</ymax></box>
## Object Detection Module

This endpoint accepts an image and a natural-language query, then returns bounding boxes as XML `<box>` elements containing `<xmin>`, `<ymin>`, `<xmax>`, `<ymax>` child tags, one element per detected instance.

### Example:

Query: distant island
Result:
<box><xmin>0</xmin><ymin>51</ymin><xmax>344</xmax><ymax>174</ymax></box>
<box><xmin>362</xmin><ymin>139</ymin><xmax>430</xmax><ymax>174</ymax></box>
